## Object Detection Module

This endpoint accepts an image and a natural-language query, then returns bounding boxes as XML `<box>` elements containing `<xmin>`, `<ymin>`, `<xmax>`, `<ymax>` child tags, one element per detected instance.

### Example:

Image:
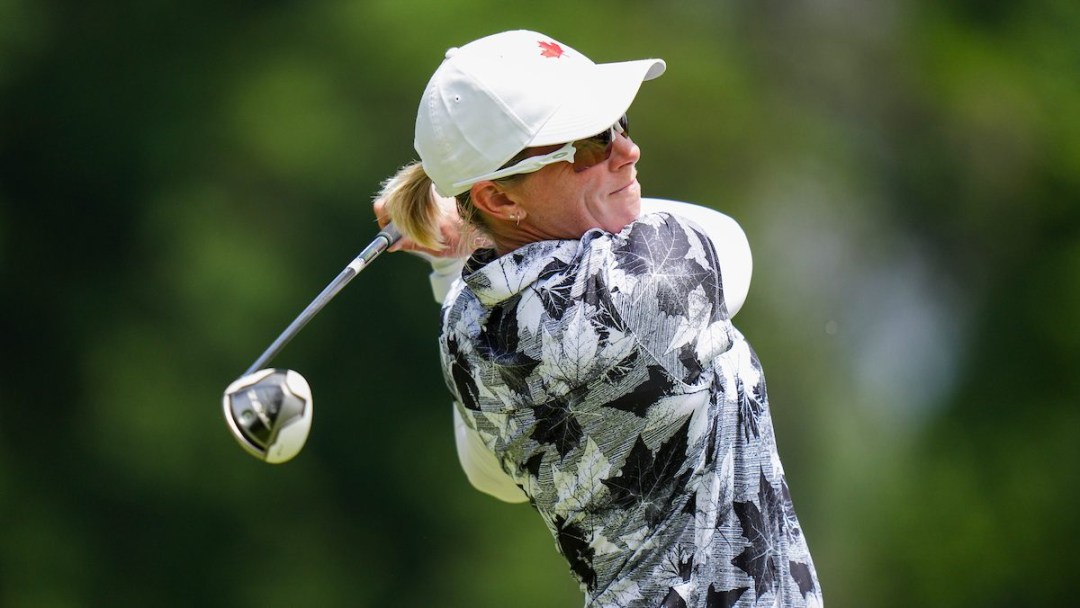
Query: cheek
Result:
<box><xmin>521</xmin><ymin>169</ymin><xmax>578</xmax><ymax>212</ymax></box>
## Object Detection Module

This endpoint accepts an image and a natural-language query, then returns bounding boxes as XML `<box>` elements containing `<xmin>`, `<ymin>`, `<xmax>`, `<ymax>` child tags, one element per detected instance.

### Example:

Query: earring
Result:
<box><xmin>511</xmin><ymin>213</ymin><xmax>521</xmax><ymax>226</ymax></box>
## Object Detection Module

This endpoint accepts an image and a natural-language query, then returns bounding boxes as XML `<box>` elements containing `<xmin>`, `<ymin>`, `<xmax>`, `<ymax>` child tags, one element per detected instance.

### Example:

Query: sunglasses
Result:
<box><xmin>452</xmin><ymin>114</ymin><xmax>630</xmax><ymax>189</ymax></box>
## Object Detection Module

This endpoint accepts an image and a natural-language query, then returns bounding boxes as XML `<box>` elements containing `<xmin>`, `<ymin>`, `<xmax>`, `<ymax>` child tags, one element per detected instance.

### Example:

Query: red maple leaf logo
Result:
<box><xmin>538</xmin><ymin>40</ymin><xmax>564</xmax><ymax>58</ymax></box>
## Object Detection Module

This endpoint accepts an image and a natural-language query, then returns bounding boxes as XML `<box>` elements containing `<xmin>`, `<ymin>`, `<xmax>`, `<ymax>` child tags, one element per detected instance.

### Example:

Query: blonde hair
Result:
<box><xmin>377</xmin><ymin>161</ymin><xmax>507</xmax><ymax>251</ymax></box>
<box><xmin>376</xmin><ymin>161</ymin><xmax>443</xmax><ymax>250</ymax></box>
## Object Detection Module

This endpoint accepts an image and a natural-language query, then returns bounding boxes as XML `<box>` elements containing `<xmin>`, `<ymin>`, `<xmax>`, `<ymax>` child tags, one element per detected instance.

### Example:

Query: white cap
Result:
<box><xmin>414</xmin><ymin>30</ymin><xmax>666</xmax><ymax>196</ymax></box>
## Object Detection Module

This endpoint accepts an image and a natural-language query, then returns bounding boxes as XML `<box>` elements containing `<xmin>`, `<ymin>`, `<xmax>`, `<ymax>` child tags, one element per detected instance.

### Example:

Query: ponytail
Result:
<box><xmin>376</xmin><ymin>161</ymin><xmax>444</xmax><ymax>250</ymax></box>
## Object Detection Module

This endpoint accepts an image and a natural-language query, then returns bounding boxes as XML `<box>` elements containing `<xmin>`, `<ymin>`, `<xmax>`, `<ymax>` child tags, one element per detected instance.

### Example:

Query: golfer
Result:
<box><xmin>374</xmin><ymin>30</ymin><xmax>822</xmax><ymax>607</ymax></box>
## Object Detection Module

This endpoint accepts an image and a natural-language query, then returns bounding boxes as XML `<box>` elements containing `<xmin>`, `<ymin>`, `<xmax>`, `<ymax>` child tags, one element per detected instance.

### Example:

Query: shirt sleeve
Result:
<box><xmin>601</xmin><ymin>211</ymin><xmax>735</xmax><ymax>384</ymax></box>
<box><xmin>429</xmin><ymin>256</ymin><xmax>467</xmax><ymax>304</ymax></box>
<box><xmin>418</xmin><ymin>250</ymin><xmax>523</xmax><ymax>502</ymax></box>
<box><xmin>639</xmin><ymin>198</ymin><xmax>752</xmax><ymax>318</ymax></box>
<box><xmin>399</xmin><ymin>250</ymin><xmax>468</xmax><ymax>304</ymax></box>
<box><xmin>452</xmin><ymin>404</ymin><xmax>529</xmax><ymax>503</ymax></box>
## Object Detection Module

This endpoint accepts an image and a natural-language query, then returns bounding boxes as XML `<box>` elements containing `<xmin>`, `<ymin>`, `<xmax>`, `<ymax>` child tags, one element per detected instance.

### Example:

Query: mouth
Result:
<box><xmin>611</xmin><ymin>177</ymin><xmax>639</xmax><ymax>196</ymax></box>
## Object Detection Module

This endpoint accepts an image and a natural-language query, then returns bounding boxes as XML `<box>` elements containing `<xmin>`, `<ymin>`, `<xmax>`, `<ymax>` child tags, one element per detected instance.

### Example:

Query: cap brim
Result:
<box><xmin>528</xmin><ymin>58</ymin><xmax>666</xmax><ymax>147</ymax></box>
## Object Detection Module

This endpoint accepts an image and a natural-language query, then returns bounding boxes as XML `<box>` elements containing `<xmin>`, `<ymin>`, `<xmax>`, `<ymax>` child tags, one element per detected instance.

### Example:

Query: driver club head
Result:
<box><xmin>223</xmin><ymin>368</ymin><xmax>313</xmax><ymax>463</ymax></box>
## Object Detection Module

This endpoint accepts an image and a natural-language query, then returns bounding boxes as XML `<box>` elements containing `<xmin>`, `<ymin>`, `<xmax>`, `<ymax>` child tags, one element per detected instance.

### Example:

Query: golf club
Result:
<box><xmin>223</xmin><ymin>222</ymin><xmax>401</xmax><ymax>463</ymax></box>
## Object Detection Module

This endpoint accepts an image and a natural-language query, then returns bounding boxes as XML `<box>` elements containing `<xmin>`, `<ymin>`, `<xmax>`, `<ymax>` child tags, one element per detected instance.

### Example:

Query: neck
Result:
<box><xmin>488</xmin><ymin>222</ymin><xmax>549</xmax><ymax>256</ymax></box>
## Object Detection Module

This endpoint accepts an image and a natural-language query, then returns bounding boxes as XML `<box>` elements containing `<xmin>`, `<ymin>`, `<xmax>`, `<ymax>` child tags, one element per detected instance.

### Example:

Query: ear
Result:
<box><xmin>470</xmin><ymin>181</ymin><xmax>522</xmax><ymax>223</ymax></box>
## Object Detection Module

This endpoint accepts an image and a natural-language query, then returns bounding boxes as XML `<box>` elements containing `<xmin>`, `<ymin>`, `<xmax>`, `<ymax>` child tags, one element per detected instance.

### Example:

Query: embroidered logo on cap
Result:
<box><xmin>539</xmin><ymin>40</ymin><xmax>564</xmax><ymax>58</ymax></box>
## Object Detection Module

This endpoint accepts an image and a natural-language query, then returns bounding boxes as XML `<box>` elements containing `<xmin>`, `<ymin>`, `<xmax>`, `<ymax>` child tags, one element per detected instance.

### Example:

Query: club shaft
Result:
<box><xmin>243</xmin><ymin>223</ymin><xmax>401</xmax><ymax>376</ymax></box>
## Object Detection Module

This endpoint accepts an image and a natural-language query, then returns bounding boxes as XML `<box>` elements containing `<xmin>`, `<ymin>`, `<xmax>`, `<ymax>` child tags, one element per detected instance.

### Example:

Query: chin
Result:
<box><xmin>621</xmin><ymin>196</ymin><xmax>643</xmax><ymax>225</ymax></box>
<box><xmin>596</xmin><ymin>187</ymin><xmax>641</xmax><ymax>233</ymax></box>
<box><xmin>604</xmin><ymin>209</ymin><xmax>641</xmax><ymax>234</ymax></box>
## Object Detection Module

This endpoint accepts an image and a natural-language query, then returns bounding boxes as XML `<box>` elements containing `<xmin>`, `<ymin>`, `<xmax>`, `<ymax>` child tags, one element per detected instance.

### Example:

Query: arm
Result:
<box><xmin>453</xmin><ymin>405</ymin><xmax>529</xmax><ymax>503</ymax></box>
<box><xmin>640</xmin><ymin>198</ymin><xmax>752</xmax><ymax>318</ymax></box>
<box><xmin>374</xmin><ymin>179</ymin><xmax>524</xmax><ymax>498</ymax></box>
<box><xmin>427</xmin><ymin>255</ymin><xmax>467</xmax><ymax>304</ymax></box>
<box><xmin>373</xmin><ymin>184</ymin><xmax>475</xmax><ymax>304</ymax></box>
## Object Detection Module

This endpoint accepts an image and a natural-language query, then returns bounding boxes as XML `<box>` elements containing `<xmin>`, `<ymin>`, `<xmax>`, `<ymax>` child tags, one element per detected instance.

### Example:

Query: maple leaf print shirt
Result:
<box><xmin>440</xmin><ymin>212</ymin><xmax>822</xmax><ymax>607</ymax></box>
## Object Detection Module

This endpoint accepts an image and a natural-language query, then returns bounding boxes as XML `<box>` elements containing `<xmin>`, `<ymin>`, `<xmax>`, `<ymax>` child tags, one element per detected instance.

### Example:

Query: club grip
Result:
<box><xmin>378</xmin><ymin>222</ymin><xmax>401</xmax><ymax>246</ymax></box>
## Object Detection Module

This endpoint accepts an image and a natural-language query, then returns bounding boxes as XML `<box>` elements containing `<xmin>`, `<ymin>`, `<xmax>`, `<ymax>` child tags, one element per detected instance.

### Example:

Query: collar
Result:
<box><xmin>462</xmin><ymin>238</ymin><xmax>586</xmax><ymax>306</ymax></box>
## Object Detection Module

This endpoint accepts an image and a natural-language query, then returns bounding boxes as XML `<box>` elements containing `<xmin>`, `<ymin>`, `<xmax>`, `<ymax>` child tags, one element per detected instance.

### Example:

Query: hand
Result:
<box><xmin>373</xmin><ymin>187</ymin><xmax>488</xmax><ymax>260</ymax></box>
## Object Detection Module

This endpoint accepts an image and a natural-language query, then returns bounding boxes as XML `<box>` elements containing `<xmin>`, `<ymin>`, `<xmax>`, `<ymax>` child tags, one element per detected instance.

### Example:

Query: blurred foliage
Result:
<box><xmin>2</xmin><ymin>0</ymin><xmax>1078</xmax><ymax>606</ymax></box>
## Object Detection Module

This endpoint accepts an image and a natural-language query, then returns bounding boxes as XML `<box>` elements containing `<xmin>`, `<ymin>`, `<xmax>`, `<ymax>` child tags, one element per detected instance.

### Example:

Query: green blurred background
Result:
<box><xmin>2</xmin><ymin>1</ymin><xmax>1078</xmax><ymax>606</ymax></box>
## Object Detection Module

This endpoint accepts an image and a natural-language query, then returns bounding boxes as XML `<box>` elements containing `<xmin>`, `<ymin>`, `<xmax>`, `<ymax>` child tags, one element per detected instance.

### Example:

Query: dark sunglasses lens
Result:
<box><xmin>571</xmin><ymin>115</ymin><xmax>630</xmax><ymax>172</ymax></box>
<box><xmin>571</xmin><ymin>138</ymin><xmax>611</xmax><ymax>172</ymax></box>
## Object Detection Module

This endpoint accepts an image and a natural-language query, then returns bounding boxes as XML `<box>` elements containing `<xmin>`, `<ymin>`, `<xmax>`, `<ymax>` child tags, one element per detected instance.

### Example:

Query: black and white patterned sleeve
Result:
<box><xmin>601</xmin><ymin>212</ymin><xmax>734</xmax><ymax>385</ymax></box>
<box><xmin>639</xmin><ymin>199</ymin><xmax>752</xmax><ymax>317</ymax></box>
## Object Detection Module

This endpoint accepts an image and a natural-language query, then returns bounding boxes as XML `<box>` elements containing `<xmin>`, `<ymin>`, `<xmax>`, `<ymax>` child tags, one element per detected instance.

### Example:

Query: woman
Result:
<box><xmin>374</xmin><ymin>30</ymin><xmax>822</xmax><ymax>608</ymax></box>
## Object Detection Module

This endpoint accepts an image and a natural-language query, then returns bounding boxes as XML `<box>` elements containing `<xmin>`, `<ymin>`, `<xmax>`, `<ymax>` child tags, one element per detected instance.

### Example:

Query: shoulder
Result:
<box><xmin>636</xmin><ymin>199</ymin><xmax>753</xmax><ymax>318</ymax></box>
<box><xmin>605</xmin><ymin>212</ymin><xmax>717</xmax><ymax>272</ymax></box>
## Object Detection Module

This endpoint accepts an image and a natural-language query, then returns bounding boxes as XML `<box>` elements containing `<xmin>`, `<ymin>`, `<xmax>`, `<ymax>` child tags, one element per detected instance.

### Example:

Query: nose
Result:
<box><xmin>609</xmin><ymin>132</ymin><xmax>639</xmax><ymax>168</ymax></box>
